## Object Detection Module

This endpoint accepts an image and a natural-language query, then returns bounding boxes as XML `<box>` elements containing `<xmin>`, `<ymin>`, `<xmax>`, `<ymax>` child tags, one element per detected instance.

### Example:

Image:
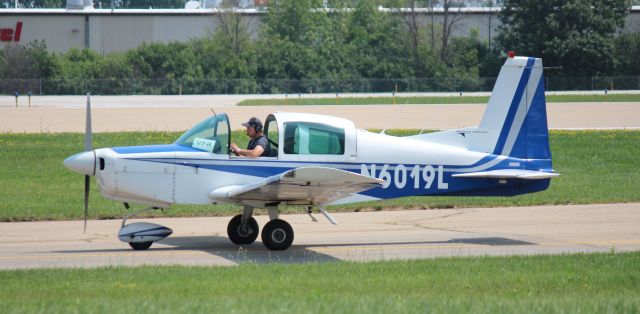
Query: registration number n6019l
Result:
<box><xmin>360</xmin><ymin>164</ymin><xmax>448</xmax><ymax>190</ymax></box>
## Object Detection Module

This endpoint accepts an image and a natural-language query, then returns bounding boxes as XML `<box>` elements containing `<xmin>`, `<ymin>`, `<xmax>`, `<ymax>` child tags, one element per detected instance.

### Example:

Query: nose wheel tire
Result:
<box><xmin>129</xmin><ymin>241</ymin><xmax>153</xmax><ymax>250</ymax></box>
<box><xmin>227</xmin><ymin>214</ymin><xmax>259</xmax><ymax>245</ymax></box>
<box><xmin>261</xmin><ymin>219</ymin><xmax>294</xmax><ymax>251</ymax></box>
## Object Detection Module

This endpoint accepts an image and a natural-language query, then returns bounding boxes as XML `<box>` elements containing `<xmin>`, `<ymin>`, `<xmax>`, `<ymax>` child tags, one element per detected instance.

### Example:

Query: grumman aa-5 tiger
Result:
<box><xmin>64</xmin><ymin>54</ymin><xmax>559</xmax><ymax>251</ymax></box>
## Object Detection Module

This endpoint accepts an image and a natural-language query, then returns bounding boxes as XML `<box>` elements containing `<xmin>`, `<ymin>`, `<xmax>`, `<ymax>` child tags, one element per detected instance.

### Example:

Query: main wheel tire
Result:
<box><xmin>227</xmin><ymin>214</ymin><xmax>259</xmax><ymax>245</ymax></box>
<box><xmin>261</xmin><ymin>219</ymin><xmax>294</xmax><ymax>251</ymax></box>
<box><xmin>129</xmin><ymin>241</ymin><xmax>153</xmax><ymax>250</ymax></box>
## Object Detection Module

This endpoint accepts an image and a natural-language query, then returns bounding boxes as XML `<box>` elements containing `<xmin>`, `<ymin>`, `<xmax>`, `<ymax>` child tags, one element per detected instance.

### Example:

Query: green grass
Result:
<box><xmin>1</xmin><ymin>252</ymin><xmax>639</xmax><ymax>313</ymax></box>
<box><xmin>0</xmin><ymin>130</ymin><xmax>639</xmax><ymax>221</ymax></box>
<box><xmin>237</xmin><ymin>93</ymin><xmax>640</xmax><ymax>106</ymax></box>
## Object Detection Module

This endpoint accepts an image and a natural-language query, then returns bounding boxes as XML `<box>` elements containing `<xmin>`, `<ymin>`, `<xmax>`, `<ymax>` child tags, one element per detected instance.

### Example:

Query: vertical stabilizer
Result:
<box><xmin>468</xmin><ymin>56</ymin><xmax>550</xmax><ymax>160</ymax></box>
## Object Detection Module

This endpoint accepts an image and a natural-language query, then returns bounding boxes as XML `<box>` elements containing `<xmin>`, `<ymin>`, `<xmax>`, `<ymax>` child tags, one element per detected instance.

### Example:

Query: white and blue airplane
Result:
<box><xmin>64</xmin><ymin>55</ymin><xmax>559</xmax><ymax>251</ymax></box>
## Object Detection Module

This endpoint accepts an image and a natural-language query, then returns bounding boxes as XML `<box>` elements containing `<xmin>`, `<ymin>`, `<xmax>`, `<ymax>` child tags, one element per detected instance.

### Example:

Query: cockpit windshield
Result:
<box><xmin>175</xmin><ymin>114</ymin><xmax>230</xmax><ymax>154</ymax></box>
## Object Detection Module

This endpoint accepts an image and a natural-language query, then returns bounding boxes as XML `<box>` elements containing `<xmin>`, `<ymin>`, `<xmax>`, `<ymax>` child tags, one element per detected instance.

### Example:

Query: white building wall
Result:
<box><xmin>0</xmin><ymin>14</ymin><xmax>85</xmax><ymax>52</ymax></box>
<box><xmin>88</xmin><ymin>15</ymin><xmax>220</xmax><ymax>53</ymax></box>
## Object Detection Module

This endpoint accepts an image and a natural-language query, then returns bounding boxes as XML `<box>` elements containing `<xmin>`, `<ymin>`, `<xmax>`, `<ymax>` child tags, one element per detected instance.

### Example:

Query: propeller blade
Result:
<box><xmin>83</xmin><ymin>93</ymin><xmax>92</xmax><ymax>233</ymax></box>
<box><xmin>84</xmin><ymin>93</ymin><xmax>92</xmax><ymax>152</ymax></box>
<box><xmin>84</xmin><ymin>174</ymin><xmax>89</xmax><ymax>233</ymax></box>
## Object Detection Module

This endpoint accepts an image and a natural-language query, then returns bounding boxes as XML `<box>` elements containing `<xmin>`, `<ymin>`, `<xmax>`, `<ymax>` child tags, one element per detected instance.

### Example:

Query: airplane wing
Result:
<box><xmin>452</xmin><ymin>169</ymin><xmax>560</xmax><ymax>180</ymax></box>
<box><xmin>209</xmin><ymin>167</ymin><xmax>384</xmax><ymax>205</ymax></box>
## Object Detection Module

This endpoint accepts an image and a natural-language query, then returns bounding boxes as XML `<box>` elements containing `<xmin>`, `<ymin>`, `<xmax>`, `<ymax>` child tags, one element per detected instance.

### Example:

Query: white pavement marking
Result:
<box><xmin>1</xmin><ymin>203</ymin><xmax>639</xmax><ymax>269</ymax></box>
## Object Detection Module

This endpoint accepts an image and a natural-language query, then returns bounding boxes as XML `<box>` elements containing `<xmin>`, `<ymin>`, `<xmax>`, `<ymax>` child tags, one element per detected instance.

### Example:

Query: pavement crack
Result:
<box><xmin>384</xmin><ymin>209</ymin><xmax>471</xmax><ymax>233</ymax></box>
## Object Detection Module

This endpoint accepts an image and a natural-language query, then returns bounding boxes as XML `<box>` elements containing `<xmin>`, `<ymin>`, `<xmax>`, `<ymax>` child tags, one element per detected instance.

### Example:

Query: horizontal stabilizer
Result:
<box><xmin>452</xmin><ymin>169</ymin><xmax>560</xmax><ymax>180</ymax></box>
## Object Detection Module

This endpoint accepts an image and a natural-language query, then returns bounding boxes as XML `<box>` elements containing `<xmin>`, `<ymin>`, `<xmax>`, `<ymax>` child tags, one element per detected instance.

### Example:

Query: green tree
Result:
<box><xmin>347</xmin><ymin>0</ymin><xmax>412</xmax><ymax>79</ymax></box>
<box><xmin>258</xmin><ymin>0</ymin><xmax>353</xmax><ymax>89</ymax></box>
<box><xmin>125</xmin><ymin>42</ymin><xmax>190</xmax><ymax>79</ymax></box>
<box><xmin>497</xmin><ymin>0</ymin><xmax>631</xmax><ymax>76</ymax></box>
<box><xmin>263</xmin><ymin>0</ymin><xmax>324</xmax><ymax>44</ymax></box>
<box><xmin>613</xmin><ymin>32</ymin><xmax>640</xmax><ymax>75</ymax></box>
<box><xmin>0</xmin><ymin>41</ymin><xmax>59</xmax><ymax>79</ymax></box>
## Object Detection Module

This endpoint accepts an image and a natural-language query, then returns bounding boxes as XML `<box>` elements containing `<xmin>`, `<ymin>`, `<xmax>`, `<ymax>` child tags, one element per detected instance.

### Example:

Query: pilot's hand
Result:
<box><xmin>230</xmin><ymin>143</ymin><xmax>240</xmax><ymax>155</ymax></box>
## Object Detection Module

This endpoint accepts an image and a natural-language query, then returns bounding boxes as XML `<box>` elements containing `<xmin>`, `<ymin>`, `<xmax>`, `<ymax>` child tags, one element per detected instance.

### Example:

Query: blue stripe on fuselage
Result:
<box><xmin>123</xmin><ymin>155</ymin><xmax>552</xmax><ymax>199</ymax></box>
<box><xmin>112</xmin><ymin>144</ymin><xmax>202</xmax><ymax>154</ymax></box>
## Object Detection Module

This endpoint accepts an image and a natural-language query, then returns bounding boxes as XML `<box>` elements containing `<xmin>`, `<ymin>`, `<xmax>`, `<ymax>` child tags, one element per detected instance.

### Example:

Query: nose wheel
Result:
<box><xmin>261</xmin><ymin>219</ymin><xmax>294</xmax><ymax>251</ymax></box>
<box><xmin>129</xmin><ymin>241</ymin><xmax>153</xmax><ymax>251</ymax></box>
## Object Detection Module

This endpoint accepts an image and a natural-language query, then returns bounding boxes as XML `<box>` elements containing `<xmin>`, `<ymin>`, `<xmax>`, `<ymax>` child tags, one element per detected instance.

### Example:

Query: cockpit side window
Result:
<box><xmin>283</xmin><ymin>122</ymin><xmax>345</xmax><ymax>155</ymax></box>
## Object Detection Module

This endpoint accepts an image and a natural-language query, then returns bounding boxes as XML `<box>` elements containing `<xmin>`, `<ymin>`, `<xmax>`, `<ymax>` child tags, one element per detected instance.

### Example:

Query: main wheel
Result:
<box><xmin>129</xmin><ymin>241</ymin><xmax>153</xmax><ymax>250</ymax></box>
<box><xmin>227</xmin><ymin>214</ymin><xmax>259</xmax><ymax>245</ymax></box>
<box><xmin>261</xmin><ymin>219</ymin><xmax>294</xmax><ymax>251</ymax></box>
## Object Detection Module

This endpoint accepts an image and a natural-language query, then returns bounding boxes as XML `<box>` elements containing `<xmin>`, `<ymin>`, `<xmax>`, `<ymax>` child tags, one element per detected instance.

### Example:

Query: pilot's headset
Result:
<box><xmin>244</xmin><ymin>117</ymin><xmax>263</xmax><ymax>133</ymax></box>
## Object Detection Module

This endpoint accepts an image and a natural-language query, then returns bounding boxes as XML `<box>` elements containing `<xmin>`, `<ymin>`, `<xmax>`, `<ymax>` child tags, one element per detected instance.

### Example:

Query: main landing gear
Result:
<box><xmin>226</xmin><ymin>206</ymin><xmax>294</xmax><ymax>251</ymax></box>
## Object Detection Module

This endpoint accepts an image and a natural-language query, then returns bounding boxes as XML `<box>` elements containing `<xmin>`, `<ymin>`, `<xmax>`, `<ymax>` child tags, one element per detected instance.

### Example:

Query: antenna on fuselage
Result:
<box><xmin>209</xmin><ymin>107</ymin><xmax>217</xmax><ymax>116</ymax></box>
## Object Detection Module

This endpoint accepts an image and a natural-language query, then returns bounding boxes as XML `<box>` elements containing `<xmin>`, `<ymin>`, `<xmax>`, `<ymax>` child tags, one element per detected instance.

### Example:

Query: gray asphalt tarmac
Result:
<box><xmin>1</xmin><ymin>94</ymin><xmax>639</xmax><ymax>132</ymax></box>
<box><xmin>1</xmin><ymin>203</ymin><xmax>638</xmax><ymax>269</ymax></box>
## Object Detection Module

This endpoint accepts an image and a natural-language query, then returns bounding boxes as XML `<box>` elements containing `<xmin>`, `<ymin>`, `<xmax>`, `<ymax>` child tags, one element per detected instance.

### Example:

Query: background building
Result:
<box><xmin>2</xmin><ymin>5</ymin><xmax>639</xmax><ymax>55</ymax></box>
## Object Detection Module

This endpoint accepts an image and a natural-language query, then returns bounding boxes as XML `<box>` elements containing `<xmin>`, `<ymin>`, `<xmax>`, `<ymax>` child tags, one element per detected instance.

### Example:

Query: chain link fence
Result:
<box><xmin>1</xmin><ymin>76</ymin><xmax>639</xmax><ymax>95</ymax></box>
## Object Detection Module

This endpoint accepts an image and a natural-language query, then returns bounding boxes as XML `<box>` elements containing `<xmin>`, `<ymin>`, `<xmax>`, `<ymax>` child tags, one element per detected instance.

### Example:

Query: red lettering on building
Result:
<box><xmin>14</xmin><ymin>22</ymin><xmax>22</xmax><ymax>41</ymax></box>
<box><xmin>0</xmin><ymin>22</ymin><xmax>22</xmax><ymax>42</ymax></box>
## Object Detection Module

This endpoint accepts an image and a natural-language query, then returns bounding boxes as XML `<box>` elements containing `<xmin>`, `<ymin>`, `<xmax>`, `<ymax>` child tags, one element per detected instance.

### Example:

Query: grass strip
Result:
<box><xmin>0</xmin><ymin>130</ymin><xmax>639</xmax><ymax>221</ymax></box>
<box><xmin>0</xmin><ymin>252</ymin><xmax>639</xmax><ymax>313</ymax></box>
<box><xmin>238</xmin><ymin>94</ymin><xmax>640</xmax><ymax>106</ymax></box>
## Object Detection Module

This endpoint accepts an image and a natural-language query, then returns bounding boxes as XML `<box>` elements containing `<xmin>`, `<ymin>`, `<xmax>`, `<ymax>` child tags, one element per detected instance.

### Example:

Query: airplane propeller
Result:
<box><xmin>83</xmin><ymin>93</ymin><xmax>93</xmax><ymax>232</ymax></box>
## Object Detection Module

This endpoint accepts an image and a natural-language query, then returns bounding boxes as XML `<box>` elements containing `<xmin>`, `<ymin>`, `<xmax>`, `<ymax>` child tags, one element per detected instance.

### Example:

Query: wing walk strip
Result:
<box><xmin>2</xmin><ymin>239</ymin><xmax>640</xmax><ymax>261</ymax></box>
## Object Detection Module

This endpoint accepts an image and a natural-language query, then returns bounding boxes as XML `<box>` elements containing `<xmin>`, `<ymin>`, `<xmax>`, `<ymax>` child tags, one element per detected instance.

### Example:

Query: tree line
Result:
<box><xmin>1</xmin><ymin>0</ymin><xmax>639</xmax><ymax>95</ymax></box>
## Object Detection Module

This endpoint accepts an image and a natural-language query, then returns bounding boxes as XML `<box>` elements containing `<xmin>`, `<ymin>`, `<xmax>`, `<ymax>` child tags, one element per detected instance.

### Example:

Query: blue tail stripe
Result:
<box><xmin>492</xmin><ymin>57</ymin><xmax>536</xmax><ymax>155</ymax></box>
<box><xmin>510</xmin><ymin>74</ymin><xmax>552</xmax><ymax>161</ymax></box>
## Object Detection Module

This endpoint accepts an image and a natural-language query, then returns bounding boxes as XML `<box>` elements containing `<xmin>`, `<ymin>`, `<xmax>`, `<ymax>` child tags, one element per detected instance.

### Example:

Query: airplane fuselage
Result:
<box><xmin>91</xmin><ymin>129</ymin><xmax>550</xmax><ymax>209</ymax></box>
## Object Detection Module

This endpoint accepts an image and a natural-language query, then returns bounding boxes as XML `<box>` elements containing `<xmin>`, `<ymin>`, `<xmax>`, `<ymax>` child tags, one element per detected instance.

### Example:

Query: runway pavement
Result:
<box><xmin>1</xmin><ymin>203</ymin><xmax>638</xmax><ymax>269</ymax></box>
<box><xmin>2</xmin><ymin>102</ymin><xmax>640</xmax><ymax>132</ymax></box>
<box><xmin>1</xmin><ymin>94</ymin><xmax>639</xmax><ymax>132</ymax></box>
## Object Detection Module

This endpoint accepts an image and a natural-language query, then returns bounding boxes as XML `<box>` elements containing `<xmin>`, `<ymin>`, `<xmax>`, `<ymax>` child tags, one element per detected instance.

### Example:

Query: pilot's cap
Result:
<box><xmin>242</xmin><ymin>117</ymin><xmax>263</xmax><ymax>130</ymax></box>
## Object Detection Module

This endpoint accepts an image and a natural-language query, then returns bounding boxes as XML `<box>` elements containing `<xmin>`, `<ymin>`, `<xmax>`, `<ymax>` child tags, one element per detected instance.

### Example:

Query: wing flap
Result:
<box><xmin>452</xmin><ymin>169</ymin><xmax>560</xmax><ymax>180</ymax></box>
<box><xmin>210</xmin><ymin>167</ymin><xmax>384</xmax><ymax>205</ymax></box>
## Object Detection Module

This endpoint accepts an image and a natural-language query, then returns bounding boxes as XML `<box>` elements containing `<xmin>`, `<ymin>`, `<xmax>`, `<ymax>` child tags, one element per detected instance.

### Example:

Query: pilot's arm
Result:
<box><xmin>230</xmin><ymin>143</ymin><xmax>264</xmax><ymax>158</ymax></box>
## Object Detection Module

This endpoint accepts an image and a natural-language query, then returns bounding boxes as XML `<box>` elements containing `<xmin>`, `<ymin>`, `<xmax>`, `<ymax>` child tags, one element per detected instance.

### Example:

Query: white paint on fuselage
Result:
<box><xmin>92</xmin><ymin>127</ymin><xmax>493</xmax><ymax>207</ymax></box>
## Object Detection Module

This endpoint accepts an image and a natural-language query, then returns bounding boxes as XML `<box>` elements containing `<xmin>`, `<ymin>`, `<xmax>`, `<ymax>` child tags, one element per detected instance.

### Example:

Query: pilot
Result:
<box><xmin>230</xmin><ymin>117</ymin><xmax>270</xmax><ymax>158</ymax></box>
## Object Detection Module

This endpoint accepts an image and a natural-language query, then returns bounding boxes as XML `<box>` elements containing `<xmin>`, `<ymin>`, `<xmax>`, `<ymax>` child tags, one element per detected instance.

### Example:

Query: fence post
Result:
<box><xmin>545</xmin><ymin>77</ymin><xmax>549</xmax><ymax>91</ymax></box>
<box><xmin>610</xmin><ymin>78</ymin><xmax>614</xmax><ymax>91</ymax></box>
